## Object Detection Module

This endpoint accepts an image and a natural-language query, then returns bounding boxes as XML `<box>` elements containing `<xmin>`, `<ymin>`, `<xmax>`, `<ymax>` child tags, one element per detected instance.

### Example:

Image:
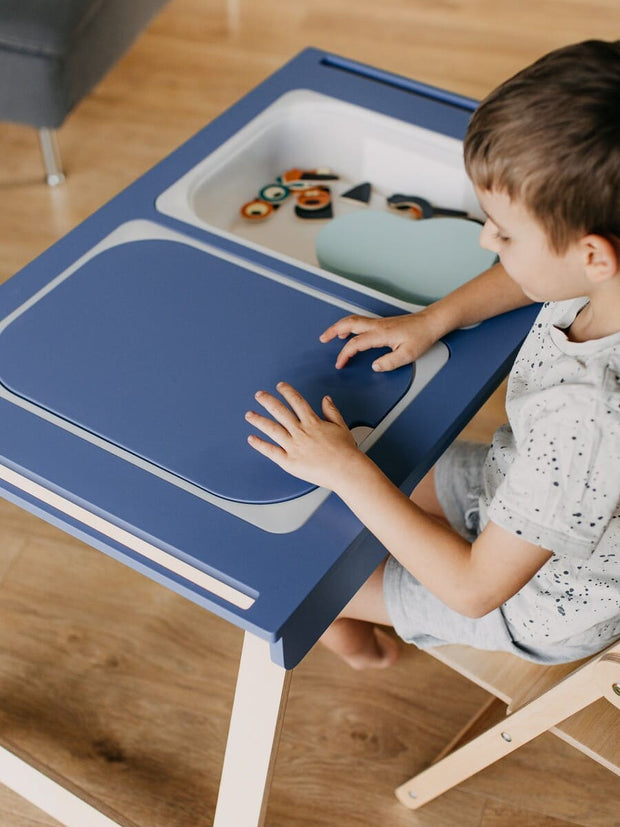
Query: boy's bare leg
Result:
<box><xmin>320</xmin><ymin>466</ymin><xmax>447</xmax><ymax>670</ymax></box>
<box><xmin>319</xmin><ymin>559</ymin><xmax>399</xmax><ymax>670</ymax></box>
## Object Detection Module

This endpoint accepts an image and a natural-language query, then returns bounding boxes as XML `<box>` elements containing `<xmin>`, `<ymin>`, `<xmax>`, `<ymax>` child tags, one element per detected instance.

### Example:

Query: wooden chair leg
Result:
<box><xmin>430</xmin><ymin>696</ymin><xmax>507</xmax><ymax>765</ymax></box>
<box><xmin>395</xmin><ymin>646</ymin><xmax>620</xmax><ymax>810</ymax></box>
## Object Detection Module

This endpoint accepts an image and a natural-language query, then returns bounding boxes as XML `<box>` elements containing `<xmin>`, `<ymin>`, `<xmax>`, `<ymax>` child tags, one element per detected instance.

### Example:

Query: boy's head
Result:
<box><xmin>464</xmin><ymin>40</ymin><xmax>620</xmax><ymax>254</ymax></box>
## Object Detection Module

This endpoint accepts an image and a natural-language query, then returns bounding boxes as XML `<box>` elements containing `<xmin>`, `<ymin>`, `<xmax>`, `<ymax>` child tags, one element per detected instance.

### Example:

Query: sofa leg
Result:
<box><xmin>38</xmin><ymin>128</ymin><xmax>66</xmax><ymax>186</ymax></box>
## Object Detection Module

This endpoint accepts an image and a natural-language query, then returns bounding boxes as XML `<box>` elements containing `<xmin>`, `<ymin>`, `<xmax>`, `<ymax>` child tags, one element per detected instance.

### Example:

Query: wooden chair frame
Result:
<box><xmin>396</xmin><ymin>639</ymin><xmax>620</xmax><ymax>809</ymax></box>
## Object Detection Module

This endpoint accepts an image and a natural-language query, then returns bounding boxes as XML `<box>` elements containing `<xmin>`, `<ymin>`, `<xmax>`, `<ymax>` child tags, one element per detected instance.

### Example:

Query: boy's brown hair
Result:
<box><xmin>464</xmin><ymin>40</ymin><xmax>620</xmax><ymax>252</ymax></box>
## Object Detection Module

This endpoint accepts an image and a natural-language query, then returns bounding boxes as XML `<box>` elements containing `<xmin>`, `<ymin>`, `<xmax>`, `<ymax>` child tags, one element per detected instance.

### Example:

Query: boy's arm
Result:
<box><xmin>247</xmin><ymin>383</ymin><xmax>551</xmax><ymax>617</ymax></box>
<box><xmin>334</xmin><ymin>448</ymin><xmax>551</xmax><ymax>617</ymax></box>
<box><xmin>322</xmin><ymin>261</ymin><xmax>533</xmax><ymax>372</ymax></box>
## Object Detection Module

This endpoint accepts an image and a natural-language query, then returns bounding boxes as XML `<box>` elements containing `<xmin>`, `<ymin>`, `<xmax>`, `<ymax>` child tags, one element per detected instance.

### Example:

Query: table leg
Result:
<box><xmin>0</xmin><ymin>743</ymin><xmax>122</xmax><ymax>825</ymax></box>
<box><xmin>214</xmin><ymin>632</ymin><xmax>292</xmax><ymax>827</ymax></box>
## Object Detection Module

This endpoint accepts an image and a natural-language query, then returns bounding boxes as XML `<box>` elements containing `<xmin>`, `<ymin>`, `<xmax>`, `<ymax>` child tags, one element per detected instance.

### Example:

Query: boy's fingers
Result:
<box><xmin>371</xmin><ymin>346</ymin><xmax>414</xmax><ymax>373</ymax></box>
<box><xmin>275</xmin><ymin>382</ymin><xmax>317</xmax><ymax>423</ymax></box>
<box><xmin>245</xmin><ymin>410</ymin><xmax>290</xmax><ymax>445</ymax></box>
<box><xmin>247</xmin><ymin>434</ymin><xmax>288</xmax><ymax>465</ymax></box>
<box><xmin>253</xmin><ymin>390</ymin><xmax>300</xmax><ymax>431</ymax></box>
<box><xmin>319</xmin><ymin>318</ymin><xmax>355</xmax><ymax>342</ymax></box>
<box><xmin>334</xmin><ymin>331</ymin><xmax>388</xmax><ymax>369</ymax></box>
<box><xmin>320</xmin><ymin>315</ymin><xmax>374</xmax><ymax>343</ymax></box>
<box><xmin>321</xmin><ymin>395</ymin><xmax>347</xmax><ymax>427</ymax></box>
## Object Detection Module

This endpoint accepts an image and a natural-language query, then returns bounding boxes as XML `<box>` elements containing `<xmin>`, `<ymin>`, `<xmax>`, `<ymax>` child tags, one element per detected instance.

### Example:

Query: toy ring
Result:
<box><xmin>296</xmin><ymin>186</ymin><xmax>331</xmax><ymax>210</ymax></box>
<box><xmin>240</xmin><ymin>199</ymin><xmax>274</xmax><ymax>221</ymax></box>
<box><xmin>259</xmin><ymin>183</ymin><xmax>290</xmax><ymax>203</ymax></box>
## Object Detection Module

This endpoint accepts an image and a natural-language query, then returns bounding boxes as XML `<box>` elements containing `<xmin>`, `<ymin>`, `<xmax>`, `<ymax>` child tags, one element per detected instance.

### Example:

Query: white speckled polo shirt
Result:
<box><xmin>481</xmin><ymin>298</ymin><xmax>620</xmax><ymax>660</ymax></box>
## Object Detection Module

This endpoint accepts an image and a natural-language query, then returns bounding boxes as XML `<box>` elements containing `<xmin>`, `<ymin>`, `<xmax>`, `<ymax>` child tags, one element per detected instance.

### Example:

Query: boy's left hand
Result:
<box><xmin>246</xmin><ymin>382</ymin><xmax>361</xmax><ymax>490</ymax></box>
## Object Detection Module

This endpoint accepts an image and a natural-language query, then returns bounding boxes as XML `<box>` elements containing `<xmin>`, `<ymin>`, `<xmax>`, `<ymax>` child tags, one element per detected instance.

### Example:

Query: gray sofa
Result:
<box><xmin>0</xmin><ymin>0</ymin><xmax>169</xmax><ymax>184</ymax></box>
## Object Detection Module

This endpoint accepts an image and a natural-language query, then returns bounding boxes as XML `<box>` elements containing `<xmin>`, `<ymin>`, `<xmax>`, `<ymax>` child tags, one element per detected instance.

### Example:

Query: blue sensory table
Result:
<box><xmin>0</xmin><ymin>49</ymin><xmax>538</xmax><ymax>826</ymax></box>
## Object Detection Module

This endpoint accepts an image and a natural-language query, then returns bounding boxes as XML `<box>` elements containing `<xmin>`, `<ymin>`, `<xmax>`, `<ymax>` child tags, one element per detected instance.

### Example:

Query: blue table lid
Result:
<box><xmin>0</xmin><ymin>238</ymin><xmax>412</xmax><ymax>504</ymax></box>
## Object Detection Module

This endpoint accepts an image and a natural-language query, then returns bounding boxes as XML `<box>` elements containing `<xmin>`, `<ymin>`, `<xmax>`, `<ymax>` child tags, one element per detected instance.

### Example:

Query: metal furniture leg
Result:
<box><xmin>214</xmin><ymin>632</ymin><xmax>292</xmax><ymax>827</ymax></box>
<box><xmin>38</xmin><ymin>128</ymin><xmax>66</xmax><ymax>186</ymax></box>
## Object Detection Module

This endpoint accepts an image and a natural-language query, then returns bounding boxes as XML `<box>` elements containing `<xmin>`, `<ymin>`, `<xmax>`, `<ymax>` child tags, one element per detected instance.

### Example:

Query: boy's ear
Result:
<box><xmin>580</xmin><ymin>234</ymin><xmax>619</xmax><ymax>284</ymax></box>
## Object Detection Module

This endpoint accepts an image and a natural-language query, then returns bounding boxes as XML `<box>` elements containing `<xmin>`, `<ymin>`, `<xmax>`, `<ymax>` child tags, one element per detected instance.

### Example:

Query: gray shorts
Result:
<box><xmin>383</xmin><ymin>441</ymin><xmax>517</xmax><ymax>653</ymax></box>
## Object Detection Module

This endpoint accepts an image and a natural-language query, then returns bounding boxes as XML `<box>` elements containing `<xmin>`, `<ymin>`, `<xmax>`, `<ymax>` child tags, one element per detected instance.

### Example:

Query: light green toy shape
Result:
<box><xmin>316</xmin><ymin>210</ymin><xmax>497</xmax><ymax>306</ymax></box>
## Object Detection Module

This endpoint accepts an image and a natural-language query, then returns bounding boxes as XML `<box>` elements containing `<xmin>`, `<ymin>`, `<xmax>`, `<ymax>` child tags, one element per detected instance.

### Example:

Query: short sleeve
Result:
<box><xmin>487</xmin><ymin>376</ymin><xmax>620</xmax><ymax>558</ymax></box>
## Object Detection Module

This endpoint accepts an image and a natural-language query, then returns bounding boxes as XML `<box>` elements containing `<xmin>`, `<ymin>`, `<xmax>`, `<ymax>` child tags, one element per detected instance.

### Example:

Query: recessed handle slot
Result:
<box><xmin>320</xmin><ymin>55</ymin><xmax>478</xmax><ymax>112</ymax></box>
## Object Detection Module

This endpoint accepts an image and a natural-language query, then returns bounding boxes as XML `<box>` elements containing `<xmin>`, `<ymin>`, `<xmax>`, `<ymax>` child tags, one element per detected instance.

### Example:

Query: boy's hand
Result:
<box><xmin>319</xmin><ymin>313</ymin><xmax>439</xmax><ymax>371</ymax></box>
<box><xmin>246</xmin><ymin>382</ymin><xmax>363</xmax><ymax>490</ymax></box>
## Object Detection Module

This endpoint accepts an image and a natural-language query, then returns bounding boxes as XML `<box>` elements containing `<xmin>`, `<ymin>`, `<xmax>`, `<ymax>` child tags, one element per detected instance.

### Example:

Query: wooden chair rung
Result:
<box><xmin>395</xmin><ymin>640</ymin><xmax>620</xmax><ymax>810</ymax></box>
<box><xmin>431</xmin><ymin>696</ymin><xmax>507</xmax><ymax>764</ymax></box>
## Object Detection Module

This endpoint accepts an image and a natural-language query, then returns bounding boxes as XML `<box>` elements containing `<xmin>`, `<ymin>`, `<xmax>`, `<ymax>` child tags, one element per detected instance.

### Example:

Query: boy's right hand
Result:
<box><xmin>320</xmin><ymin>313</ymin><xmax>439</xmax><ymax>371</ymax></box>
<box><xmin>320</xmin><ymin>264</ymin><xmax>533</xmax><ymax>372</ymax></box>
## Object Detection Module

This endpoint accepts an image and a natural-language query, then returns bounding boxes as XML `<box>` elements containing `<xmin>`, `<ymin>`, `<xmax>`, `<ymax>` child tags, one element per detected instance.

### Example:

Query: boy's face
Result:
<box><xmin>475</xmin><ymin>188</ymin><xmax>589</xmax><ymax>303</ymax></box>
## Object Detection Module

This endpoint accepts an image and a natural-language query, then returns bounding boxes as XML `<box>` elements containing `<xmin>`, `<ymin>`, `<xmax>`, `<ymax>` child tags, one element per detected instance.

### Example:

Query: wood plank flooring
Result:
<box><xmin>0</xmin><ymin>1</ymin><xmax>619</xmax><ymax>824</ymax></box>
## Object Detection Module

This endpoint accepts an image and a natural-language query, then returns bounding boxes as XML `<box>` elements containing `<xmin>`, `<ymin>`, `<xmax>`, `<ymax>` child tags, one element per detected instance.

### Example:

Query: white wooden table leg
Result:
<box><xmin>214</xmin><ymin>632</ymin><xmax>292</xmax><ymax>827</ymax></box>
<box><xmin>0</xmin><ymin>744</ymin><xmax>121</xmax><ymax>826</ymax></box>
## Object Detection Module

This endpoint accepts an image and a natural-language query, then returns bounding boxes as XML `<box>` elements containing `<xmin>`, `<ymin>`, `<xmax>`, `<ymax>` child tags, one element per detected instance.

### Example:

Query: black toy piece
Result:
<box><xmin>341</xmin><ymin>181</ymin><xmax>372</xmax><ymax>204</ymax></box>
<box><xmin>278</xmin><ymin>168</ymin><xmax>340</xmax><ymax>190</ymax></box>
<box><xmin>294</xmin><ymin>203</ymin><xmax>333</xmax><ymax>219</ymax></box>
<box><xmin>433</xmin><ymin>206</ymin><xmax>471</xmax><ymax>218</ymax></box>
<box><xmin>387</xmin><ymin>193</ymin><xmax>471</xmax><ymax>220</ymax></box>
<box><xmin>298</xmin><ymin>171</ymin><xmax>339</xmax><ymax>181</ymax></box>
<box><xmin>294</xmin><ymin>186</ymin><xmax>333</xmax><ymax>219</ymax></box>
<box><xmin>386</xmin><ymin>193</ymin><xmax>434</xmax><ymax>219</ymax></box>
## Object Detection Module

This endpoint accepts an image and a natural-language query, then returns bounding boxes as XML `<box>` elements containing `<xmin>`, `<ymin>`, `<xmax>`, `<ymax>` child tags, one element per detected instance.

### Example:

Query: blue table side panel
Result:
<box><xmin>0</xmin><ymin>392</ymin><xmax>366</xmax><ymax>627</ymax></box>
<box><xmin>0</xmin><ymin>478</ymin><xmax>267</xmax><ymax>637</ymax></box>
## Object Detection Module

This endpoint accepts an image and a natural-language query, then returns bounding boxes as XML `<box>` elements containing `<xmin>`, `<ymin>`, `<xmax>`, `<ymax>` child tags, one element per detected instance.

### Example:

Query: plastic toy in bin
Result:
<box><xmin>316</xmin><ymin>210</ymin><xmax>497</xmax><ymax>306</ymax></box>
<box><xmin>277</xmin><ymin>168</ymin><xmax>339</xmax><ymax>189</ymax></box>
<box><xmin>259</xmin><ymin>183</ymin><xmax>291</xmax><ymax>204</ymax></box>
<box><xmin>240</xmin><ymin>199</ymin><xmax>276</xmax><ymax>221</ymax></box>
<box><xmin>340</xmin><ymin>182</ymin><xmax>372</xmax><ymax>205</ymax></box>
<box><xmin>294</xmin><ymin>186</ymin><xmax>333</xmax><ymax>220</ymax></box>
<box><xmin>386</xmin><ymin>193</ymin><xmax>473</xmax><ymax>221</ymax></box>
<box><xmin>240</xmin><ymin>168</ymin><xmax>339</xmax><ymax>221</ymax></box>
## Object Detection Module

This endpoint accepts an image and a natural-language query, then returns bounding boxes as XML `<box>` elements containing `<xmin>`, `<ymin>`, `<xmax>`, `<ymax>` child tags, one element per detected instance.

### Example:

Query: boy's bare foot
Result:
<box><xmin>336</xmin><ymin>626</ymin><xmax>400</xmax><ymax>671</ymax></box>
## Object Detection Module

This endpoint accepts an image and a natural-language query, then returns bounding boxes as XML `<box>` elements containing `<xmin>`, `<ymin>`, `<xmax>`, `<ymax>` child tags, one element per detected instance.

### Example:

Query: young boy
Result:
<box><xmin>246</xmin><ymin>40</ymin><xmax>620</xmax><ymax>668</ymax></box>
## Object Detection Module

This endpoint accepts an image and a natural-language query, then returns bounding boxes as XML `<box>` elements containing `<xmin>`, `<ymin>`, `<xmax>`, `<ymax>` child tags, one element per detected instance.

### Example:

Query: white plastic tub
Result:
<box><xmin>156</xmin><ymin>89</ymin><xmax>482</xmax><ymax>310</ymax></box>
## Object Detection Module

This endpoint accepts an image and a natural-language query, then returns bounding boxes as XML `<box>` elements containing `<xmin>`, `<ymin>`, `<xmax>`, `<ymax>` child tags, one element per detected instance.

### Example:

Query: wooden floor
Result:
<box><xmin>1</xmin><ymin>1</ymin><xmax>619</xmax><ymax>824</ymax></box>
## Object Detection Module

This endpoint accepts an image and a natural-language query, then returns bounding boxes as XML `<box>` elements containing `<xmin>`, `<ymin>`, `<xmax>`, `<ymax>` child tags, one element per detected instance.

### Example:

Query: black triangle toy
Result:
<box><xmin>340</xmin><ymin>182</ymin><xmax>372</xmax><ymax>205</ymax></box>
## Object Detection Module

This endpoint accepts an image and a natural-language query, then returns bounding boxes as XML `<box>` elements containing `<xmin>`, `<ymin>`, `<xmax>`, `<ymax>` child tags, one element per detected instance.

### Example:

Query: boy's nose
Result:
<box><xmin>479</xmin><ymin>219</ymin><xmax>499</xmax><ymax>253</ymax></box>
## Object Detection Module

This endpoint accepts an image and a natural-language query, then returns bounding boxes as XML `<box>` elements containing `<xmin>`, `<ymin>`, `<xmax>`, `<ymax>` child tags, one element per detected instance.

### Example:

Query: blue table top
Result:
<box><xmin>0</xmin><ymin>49</ymin><xmax>539</xmax><ymax>667</ymax></box>
<box><xmin>0</xmin><ymin>236</ymin><xmax>411</xmax><ymax>505</ymax></box>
